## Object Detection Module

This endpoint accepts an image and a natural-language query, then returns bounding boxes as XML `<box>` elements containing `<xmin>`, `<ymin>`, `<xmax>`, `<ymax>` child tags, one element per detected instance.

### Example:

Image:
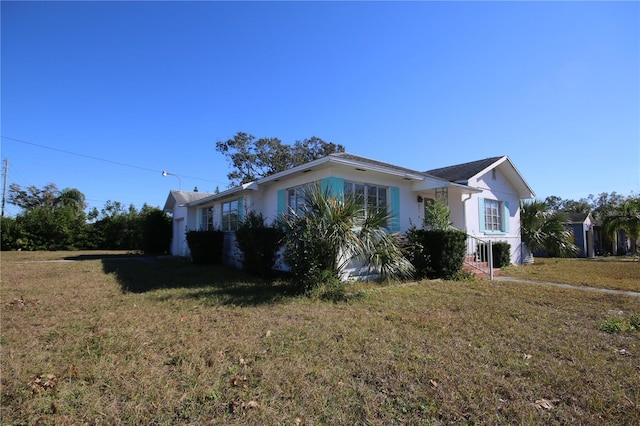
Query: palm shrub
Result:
<box><xmin>280</xmin><ymin>183</ymin><xmax>413</xmax><ymax>293</ymax></box>
<box><xmin>235</xmin><ymin>211</ymin><xmax>284</xmax><ymax>277</ymax></box>
<box><xmin>603</xmin><ymin>197</ymin><xmax>640</xmax><ymax>255</ymax></box>
<box><xmin>520</xmin><ymin>200</ymin><xmax>579</xmax><ymax>258</ymax></box>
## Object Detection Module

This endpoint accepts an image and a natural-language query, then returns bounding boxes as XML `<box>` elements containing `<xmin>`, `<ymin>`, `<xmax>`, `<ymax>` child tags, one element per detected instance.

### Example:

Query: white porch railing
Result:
<box><xmin>464</xmin><ymin>234</ymin><xmax>494</xmax><ymax>280</ymax></box>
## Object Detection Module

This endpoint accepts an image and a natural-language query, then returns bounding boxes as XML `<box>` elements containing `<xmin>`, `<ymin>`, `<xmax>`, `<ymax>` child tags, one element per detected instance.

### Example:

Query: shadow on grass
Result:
<box><xmin>101</xmin><ymin>257</ymin><xmax>299</xmax><ymax>306</ymax></box>
<box><xmin>65</xmin><ymin>253</ymin><xmax>145</xmax><ymax>261</ymax></box>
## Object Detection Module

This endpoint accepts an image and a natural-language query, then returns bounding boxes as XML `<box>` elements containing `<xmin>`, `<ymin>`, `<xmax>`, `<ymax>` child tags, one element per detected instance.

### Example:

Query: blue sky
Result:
<box><xmin>2</xmin><ymin>1</ymin><xmax>638</xmax><ymax>217</ymax></box>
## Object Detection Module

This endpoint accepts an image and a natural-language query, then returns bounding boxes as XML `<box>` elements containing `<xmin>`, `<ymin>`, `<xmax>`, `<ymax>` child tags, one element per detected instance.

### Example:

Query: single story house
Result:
<box><xmin>566</xmin><ymin>212</ymin><xmax>596</xmax><ymax>258</ymax></box>
<box><xmin>163</xmin><ymin>153</ymin><xmax>535</xmax><ymax>274</ymax></box>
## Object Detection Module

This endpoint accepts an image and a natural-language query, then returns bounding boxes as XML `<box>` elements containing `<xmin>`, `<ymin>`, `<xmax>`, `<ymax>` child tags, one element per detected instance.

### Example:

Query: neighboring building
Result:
<box><xmin>566</xmin><ymin>212</ymin><xmax>596</xmax><ymax>258</ymax></box>
<box><xmin>163</xmin><ymin>153</ymin><xmax>535</xmax><ymax>274</ymax></box>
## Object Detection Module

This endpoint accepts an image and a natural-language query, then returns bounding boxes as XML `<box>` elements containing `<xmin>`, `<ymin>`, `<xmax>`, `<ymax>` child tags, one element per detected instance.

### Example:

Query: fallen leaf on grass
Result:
<box><xmin>429</xmin><ymin>379</ymin><xmax>438</xmax><ymax>389</ymax></box>
<box><xmin>243</xmin><ymin>400</ymin><xmax>260</xmax><ymax>409</ymax></box>
<box><xmin>6</xmin><ymin>296</ymin><xmax>39</xmax><ymax>308</ymax></box>
<box><xmin>531</xmin><ymin>398</ymin><xmax>560</xmax><ymax>410</ymax></box>
<box><xmin>29</xmin><ymin>374</ymin><xmax>57</xmax><ymax>393</ymax></box>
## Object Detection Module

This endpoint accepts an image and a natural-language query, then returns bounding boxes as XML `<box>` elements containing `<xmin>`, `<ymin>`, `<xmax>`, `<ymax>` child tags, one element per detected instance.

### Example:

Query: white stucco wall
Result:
<box><xmin>170</xmin><ymin>160</ymin><xmax>528</xmax><ymax>266</ymax></box>
<box><xmin>465</xmin><ymin>167</ymin><xmax>524</xmax><ymax>265</ymax></box>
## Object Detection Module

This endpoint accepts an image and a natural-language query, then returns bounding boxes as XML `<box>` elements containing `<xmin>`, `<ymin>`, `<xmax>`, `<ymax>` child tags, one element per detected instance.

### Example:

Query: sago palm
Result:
<box><xmin>280</xmin><ymin>183</ymin><xmax>413</xmax><ymax>290</ymax></box>
<box><xmin>520</xmin><ymin>200</ymin><xmax>578</xmax><ymax>258</ymax></box>
<box><xmin>603</xmin><ymin>197</ymin><xmax>640</xmax><ymax>255</ymax></box>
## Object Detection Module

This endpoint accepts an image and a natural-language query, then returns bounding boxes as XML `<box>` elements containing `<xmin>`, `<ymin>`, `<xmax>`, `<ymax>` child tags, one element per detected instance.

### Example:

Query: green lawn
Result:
<box><xmin>1</xmin><ymin>251</ymin><xmax>639</xmax><ymax>425</ymax></box>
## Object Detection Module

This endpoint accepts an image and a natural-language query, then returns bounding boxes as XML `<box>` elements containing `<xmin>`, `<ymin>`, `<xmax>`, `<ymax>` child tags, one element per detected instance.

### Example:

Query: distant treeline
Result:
<box><xmin>1</xmin><ymin>183</ymin><xmax>171</xmax><ymax>253</ymax></box>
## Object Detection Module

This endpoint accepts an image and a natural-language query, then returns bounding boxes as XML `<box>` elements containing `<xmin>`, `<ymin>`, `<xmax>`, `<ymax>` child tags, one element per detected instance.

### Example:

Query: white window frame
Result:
<box><xmin>221</xmin><ymin>199</ymin><xmax>239</xmax><ymax>232</ymax></box>
<box><xmin>287</xmin><ymin>185</ymin><xmax>310</xmax><ymax>216</ymax></box>
<box><xmin>482</xmin><ymin>198</ymin><xmax>509</xmax><ymax>234</ymax></box>
<box><xmin>344</xmin><ymin>181</ymin><xmax>388</xmax><ymax>219</ymax></box>
<box><xmin>200</xmin><ymin>206</ymin><xmax>214</xmax><ymax>231</ymax></box>
<box><xmin>484</xmin><ymin>199</ymin><xmax>502</xmax><ymax>231</ymax></box>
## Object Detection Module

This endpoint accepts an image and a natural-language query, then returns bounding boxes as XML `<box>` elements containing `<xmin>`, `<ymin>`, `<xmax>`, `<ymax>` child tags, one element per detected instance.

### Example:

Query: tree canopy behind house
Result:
<box><xmin>215</xmin><ymin>132</ymin><xmax>345</xmax><ymax>186</ymax></box>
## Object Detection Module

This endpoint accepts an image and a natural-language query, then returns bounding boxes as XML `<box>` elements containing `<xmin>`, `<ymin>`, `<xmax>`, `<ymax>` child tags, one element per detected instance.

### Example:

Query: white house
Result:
<box><xmin>163</xmin><ymin>153</ymin><xmax>535</xmax><ymax>272</ymax></box>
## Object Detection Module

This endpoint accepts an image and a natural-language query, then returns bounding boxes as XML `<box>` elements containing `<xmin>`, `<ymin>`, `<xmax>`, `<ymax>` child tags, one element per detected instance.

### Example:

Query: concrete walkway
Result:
<box><xmin>494</xmin><ymin>276</ymin><xmax>640</xmax><ymax>298</ymax></box>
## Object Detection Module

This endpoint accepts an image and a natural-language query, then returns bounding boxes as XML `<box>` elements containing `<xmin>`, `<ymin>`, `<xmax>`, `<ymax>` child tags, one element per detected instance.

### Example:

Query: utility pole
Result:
<box><xmin>1</xmin><ymin>158</ymin><xmax>7</xmax><ymax>217</ymax></box>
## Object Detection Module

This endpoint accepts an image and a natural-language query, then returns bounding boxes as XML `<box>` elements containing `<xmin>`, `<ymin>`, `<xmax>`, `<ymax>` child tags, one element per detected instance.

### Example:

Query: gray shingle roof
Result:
<box><xmin>170</xmin><ymin>190</ymin><xmax>212</xmax><ymax>205</ymax></box>
<box><xmin>164</xmin><ymin>190</ymin><xmax>213</xmax><ymax>211</ymax></box>
<box><xmin>425</xmin><ymin>156</ymin><xmax>504</xmax><ymax>183</ymax></box>
<box><xmin>329</xmin><ymin>152</ymin><xmax>427</xmax><ymax>177</ymax></box>
<box><xmin>566</xmin><ymin>212</ymin><xmax>591</xmax><ymax>223</ymax></box>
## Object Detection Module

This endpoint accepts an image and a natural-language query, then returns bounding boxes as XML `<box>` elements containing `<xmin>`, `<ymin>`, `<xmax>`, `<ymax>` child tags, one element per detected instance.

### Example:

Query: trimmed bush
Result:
<box><xmin>186</xmin><ymin>230</ymin><xmax>225</xmax><ymax>265</ymax></box>
<box><xmin>478</xmin><ymin>241</ymin><xmax>512</xmax><ymax>268</ymax></box>
<box><xmin>406</xmin><ymin>228</ymin><xmax>466</xmax><ymax>279</ymax></box>
<box><xmin>492</xmin><ymin>241</ymin><xmax>511</xmax><ymax>268</ymax></box>
<box><xmin>235</xmin><ymin>211</ymin><xmax>284</xmax><ymax>277</ymax></box>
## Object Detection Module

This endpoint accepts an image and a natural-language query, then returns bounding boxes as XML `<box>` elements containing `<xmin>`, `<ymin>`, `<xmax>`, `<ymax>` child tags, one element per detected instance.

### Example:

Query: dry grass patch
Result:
<box><xmin>502</xmin><ymin>257</ymin><xmax>640</xmax><ymax>292</ymax></box>
<box><xmin>1</xmin><ymin>252</ymin><xmax>639</xmax><ymax>425</ymax></box>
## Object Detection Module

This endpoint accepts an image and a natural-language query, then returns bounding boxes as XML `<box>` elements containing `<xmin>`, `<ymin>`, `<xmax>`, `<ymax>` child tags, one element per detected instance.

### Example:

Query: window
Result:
<box><xmin>344</xmin><ymin>181</ymin><xmax>387</xmax><ymax>218</ymax></box>
<box><xmin>287</xmin><ymin>185</ymin><xmax>310</xmax><ymax>215</ymax></box>
<box><xmin>222</xmin><ymin>199</ymin><xmax>239</xmax><ymax>231</ymax></box>
<box><xmin>200</xmin><ymin>207</ymin><xmax>214</xmax><ymax>230</ymax></box>
<box><xmin>481</xmin><ymin>198</ymin><xmax>510</xmax><ymax>234</ymax></box>
<box><xmin>484</xmin><ymin>199</ymin><xmax>502</xmax><ymax>231</ymax></box>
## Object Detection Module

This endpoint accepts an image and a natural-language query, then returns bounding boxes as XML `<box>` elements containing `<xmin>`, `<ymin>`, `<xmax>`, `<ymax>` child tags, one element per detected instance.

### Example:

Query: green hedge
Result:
<box><xmin>477</xmin><ymin>241</ymin><xmax>511</xmax><ymax>268</ymax></box>
<box><xmin>235</xmin><ymin>211</ymin><xmax>284</xmax><ymax>277</ymax></box>
<box><xmin>406</xmin><ymin>228</ymin><xmax>466</xmax><ymax>279</ymax></box>
<box><xmin>186</xmin><ymin>230</ymin><xmax>225</xmax><ymax>265</ymax></box>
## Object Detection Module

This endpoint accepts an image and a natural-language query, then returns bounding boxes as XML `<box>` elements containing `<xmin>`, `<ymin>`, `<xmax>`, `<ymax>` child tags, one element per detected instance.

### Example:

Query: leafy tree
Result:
<box><xmin>544</xmin><ymin>195</ymin><xmax>564</xmax><ymax>211</ymax></box>
<box><xmin>589</xmin><ymin>192</ymin><xmax>626</xmax><ymax>223</ymax></box>
<box><xmin>1</xmin><ymin>216</ymin><xmax>21</xmax><ymax>250</ymax></box>
<box><xmin>280</xmin><ymin>183</ymin><xmax>413</xmax><ymax>293</ymax></box>
<box><xmin>216</xmin><ymin>132</ymin><xmax>345</xmax><ymax>186</ymax></box>
<box><xmin>8</xmin><ymin>183</ymin><xmax>60</xmax><ymax>210</ymax></box>
<box><xmin>88</xmin><ymin>201</ymin><xmax>139</xmax><ymax>249</ymax></box>
<box><xmin>5</xmin><ymin>184</ymin><xmax>89</xmax><ymax>250</ymax></box>
<box><xmin>422</xmin><ymin>199</ymin><xmax>452</xmax><ymax>230</ymax></box>
<box><xmin>520</xmin><ymin>200</ymin><xmax>579</xmax><ymax>258</ymax></box>
<box><xmin>14</xmin><ymin>205</ymin><xmax>87</xmax><ymax>250</ymax></box>
<box><xmin>561</xmin><ymin>199</ymin><xmax>591</xmax><ymax>214</ymax></box>
<box><xmin>56</xmin><ymin>188</ymin><xmax>87</xmax><ymax>213</ymax></box>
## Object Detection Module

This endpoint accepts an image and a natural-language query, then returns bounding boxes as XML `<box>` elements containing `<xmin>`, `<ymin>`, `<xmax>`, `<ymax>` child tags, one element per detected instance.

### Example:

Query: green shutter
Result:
<box><xmin>237</xmin><ymin>197</ymin><xmax>245</xmax><ymax>222</ymax></box>
<box><xmin>277</xmin><ymin>189</ymin><xmax>286</xmax><ymax>219</ymax></box>
<box><xmin>479</xmin><ymin>197</ymin><xmax>486</xmax><ymax>232</ymax></box>
<box><xmin>320</xmin><ymin>177</ymin><xmax>344</xmax><ymax>200</ymax></box>
<box><xmin>390</xmin><ymin>186</ymin><xmax>400</xmax><ymax>232</ymax></box>
<box><xmin>503</xmin><ymin>201</ymin><xmax>510</xmax><ymax>233</ymax></box>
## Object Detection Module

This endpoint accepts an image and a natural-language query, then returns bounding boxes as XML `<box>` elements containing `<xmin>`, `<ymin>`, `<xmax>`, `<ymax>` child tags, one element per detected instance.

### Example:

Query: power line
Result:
<box><xmin>1</xmin><ymin>135</ymin><xmax>226</xmax><ymax>184</ymax></box>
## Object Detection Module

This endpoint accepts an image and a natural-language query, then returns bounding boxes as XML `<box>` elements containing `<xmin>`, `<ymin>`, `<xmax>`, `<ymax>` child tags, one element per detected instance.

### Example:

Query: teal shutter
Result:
<box><xmin>479</xmin><ymin>197</ymin><xmax>486</xmax><ymax>232</ymax></box>
<box><xmin>503</xmin><ymin>201</ymin><xmax>510</xmax><ymax>233</ymax></box>
<box><xmin>237</xmin><ymin>197</ymin><xmax>245</xmax><ymax>223</ymax></box>
<box><xmin>320</xmin><ymin>177</ymin><xmax>344</xmax><ymax>199</ymax></box>
<box><xmin>277</xmin><ymin>189</ymin><xmax>286</xmax><ymax>219</ymax></box>
<box><xmin>390</xmin><ymin>186</ymin><xmax>400</xmax><ymax>232</ymax></box>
